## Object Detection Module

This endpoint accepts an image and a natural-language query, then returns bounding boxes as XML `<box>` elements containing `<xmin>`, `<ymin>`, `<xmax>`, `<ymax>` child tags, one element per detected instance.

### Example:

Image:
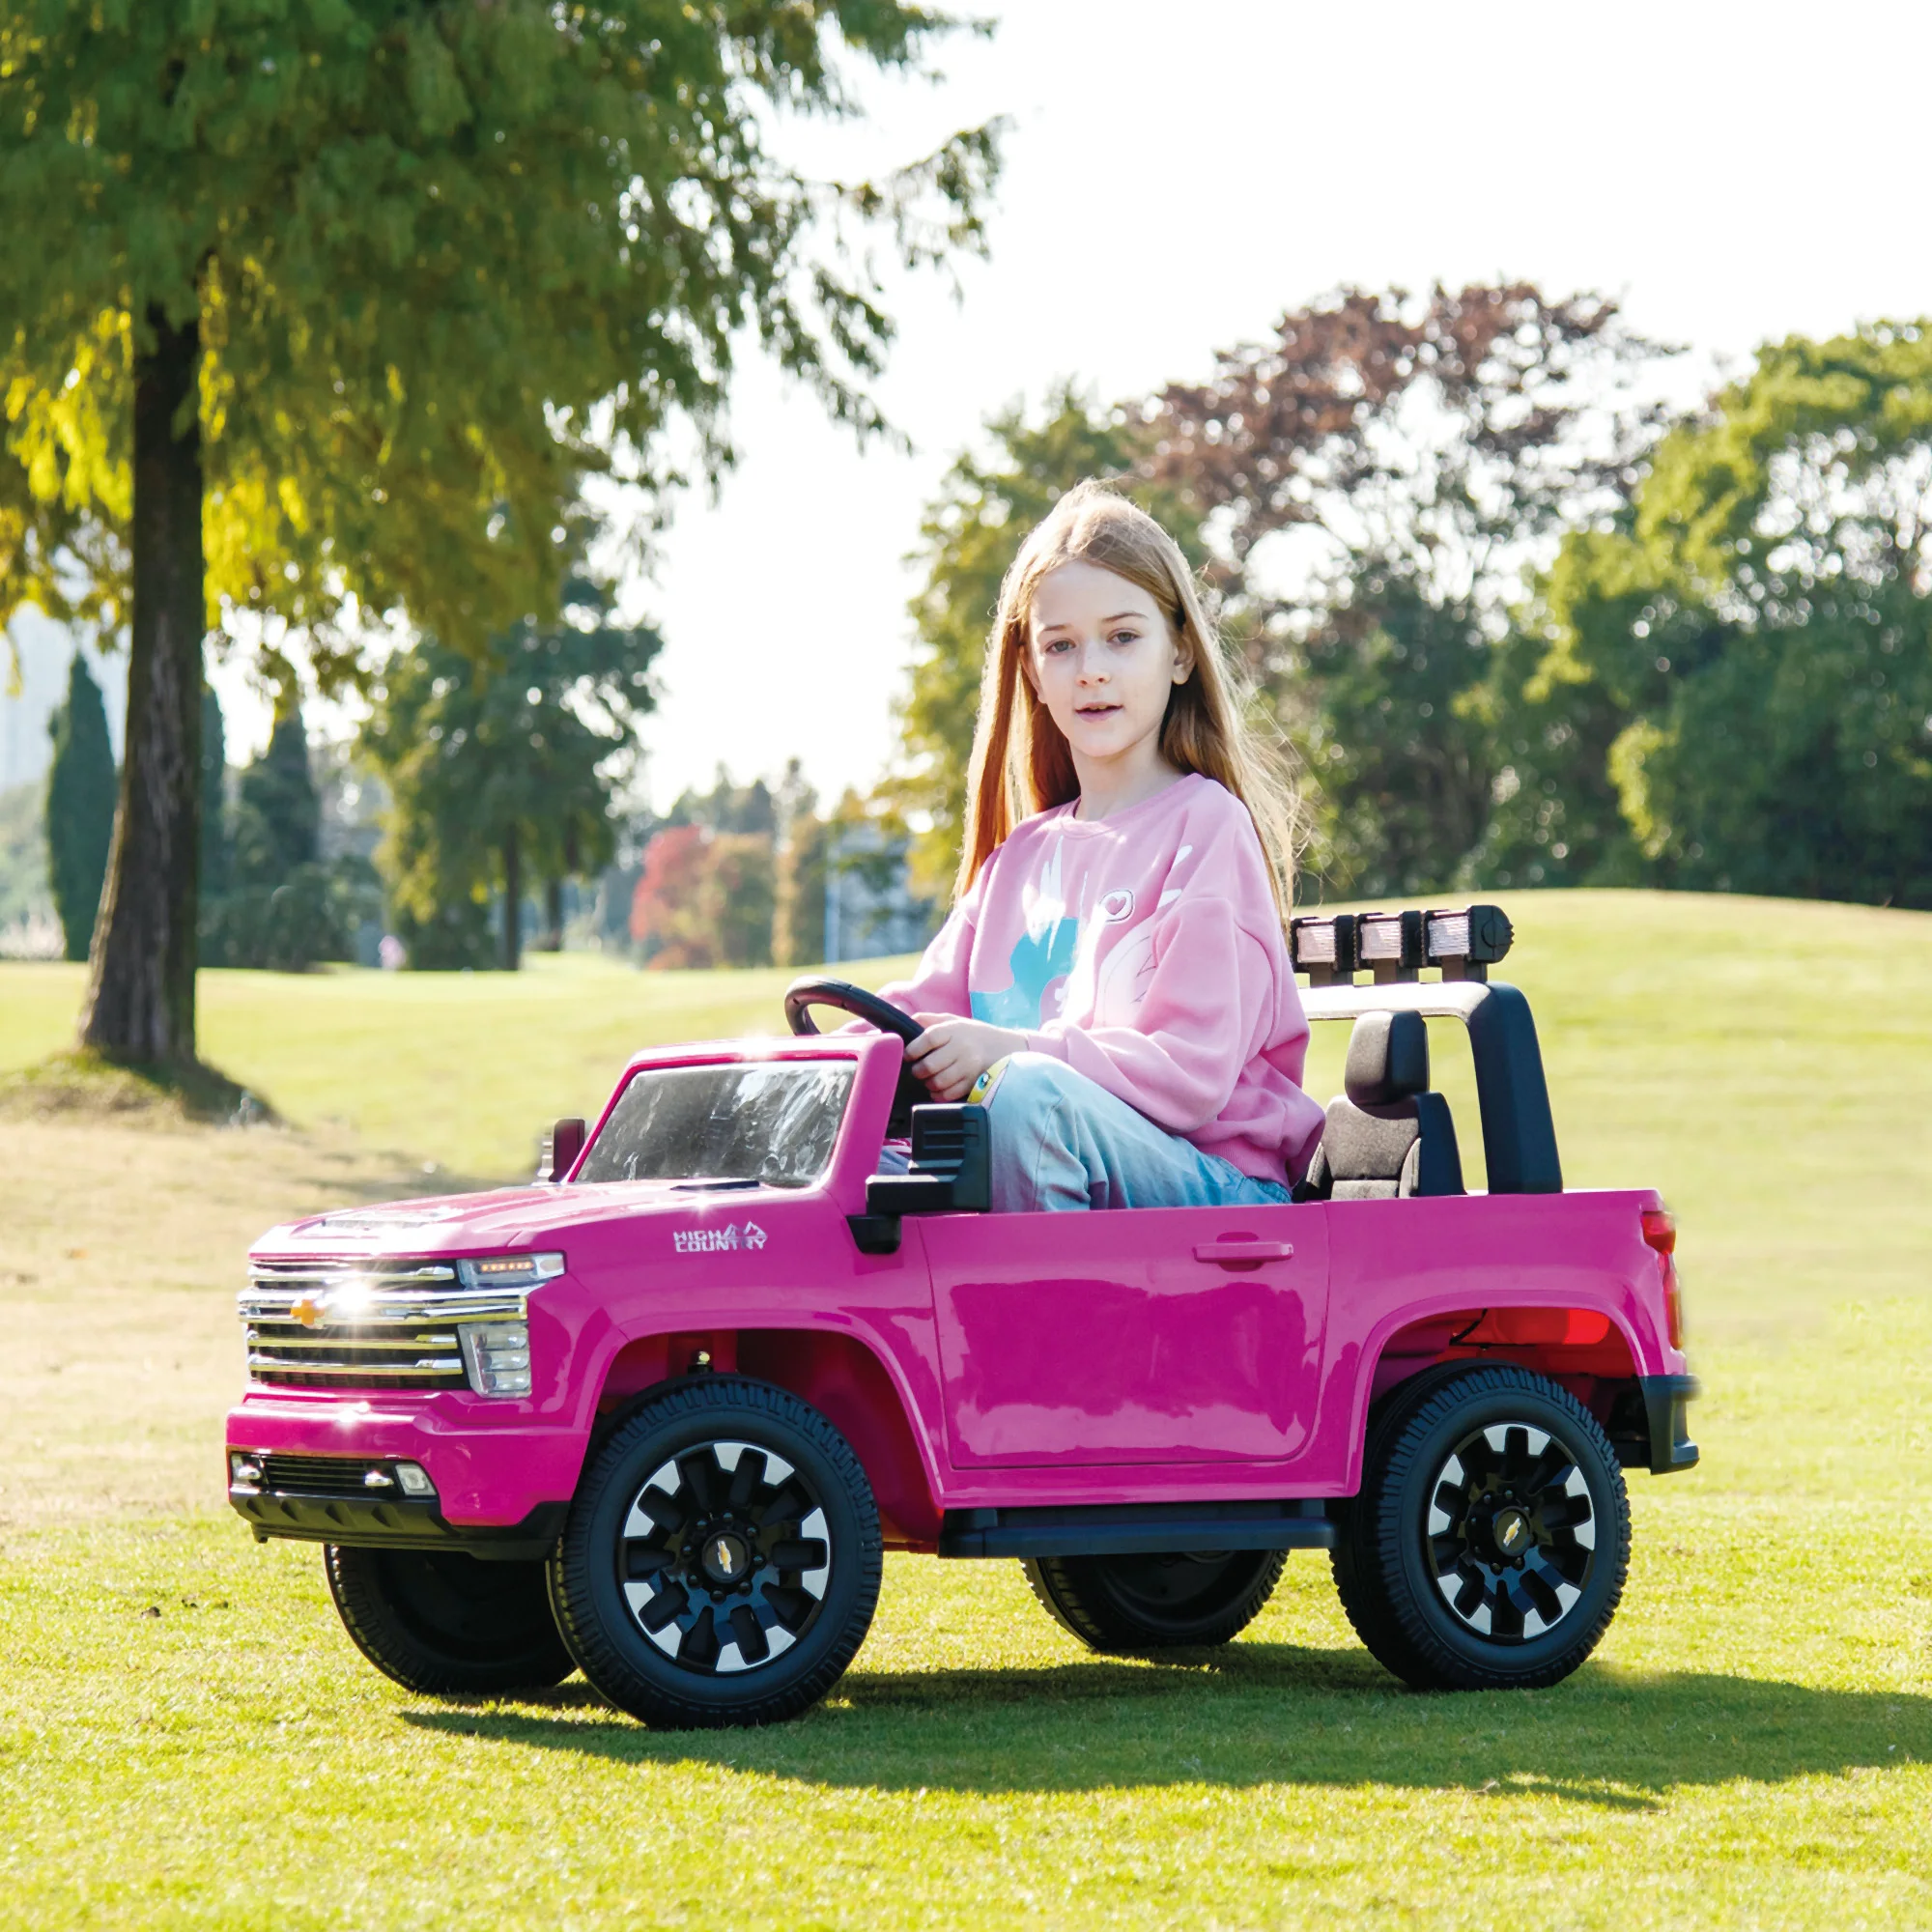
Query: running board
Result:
<box><xmin>937</xmin><ymin>1498</ymin><xmax>1337</xmax><ymax>1560</ymax></box>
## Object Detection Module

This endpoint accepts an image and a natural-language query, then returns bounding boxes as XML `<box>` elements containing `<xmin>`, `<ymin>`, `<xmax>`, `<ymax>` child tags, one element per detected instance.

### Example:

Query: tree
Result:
<box><xmin>666</xmin><ymin>768</ymin><xmax>779</xmax><ymax>840</ymax></box>
<box><xmin>361</xmin><ymin>573</ymin><xmax>662</xmax><ymax>969</ymax></box>
<box><xmin>628</xmin><ymin>819</ymin><xmax>779</xmax><ymax>971</ymax></box>
<box><xmin>200</xmin><ymin>703</ymin><xmax>369</xmax><ymax>969</ymax></box>
<box><xmin>1151</xmin><ymin>285</ymin><xmax>1669</xmax><ymax>895</ymax></box>
<box><xmin>773</xmin><ymin>757</ymin><xmax>826</xmax><ymax>966</ymax></box>
<box><xmin>43</xmin><ymin>653</ymin><xmax>116</xmax><ymax>960</ymax></box>
<box><xmin>0</xmin><ymin>1</ymin><xmax>998</xmax><ymax>1058</ymax></box>
<box><xmin>701</xmin><ymin>833</ymin><xmax>779</xmax><ymax>969</ymax></box>
<box><xmin>774</xmin><ymin>811</ymin><xmax>830</xmax><ymax>966</ymax></box>
<box><xmin>629</xmin><ymin>823</ymin><xmax>711</xmax><ymax>968</ymax></box>
<box><xmin>1497</xmin><ymin>324</ymin><xmax>1932</xmax><ymax>906</ymax></box>
<box><xmin>892</xmin><ymin>384</ymin><xmax>1205</xmax><ymax>895</ymax></box>
<box><xmin>233</xmin><ymin>711</ymin><xmax>322</xmax><ymax>884</ymax></box>
<box><xmin>200</xmin><ymin>684</ymin><xmax>229</xmax><ymax>902</ymax></box>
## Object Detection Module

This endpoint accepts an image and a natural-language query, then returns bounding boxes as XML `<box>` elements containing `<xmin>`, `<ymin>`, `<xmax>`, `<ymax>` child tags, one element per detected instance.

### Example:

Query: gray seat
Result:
<box><xmin>1295</xmin><ymin>1009</ymin><xmax>1464</xmax><ymax>1202</ymax></box>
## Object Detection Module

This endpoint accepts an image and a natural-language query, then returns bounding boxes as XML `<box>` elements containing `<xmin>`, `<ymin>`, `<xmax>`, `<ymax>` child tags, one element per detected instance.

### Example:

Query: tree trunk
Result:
<box><xmin>543</xmin><ymin>822</ymin><xmax>577</xmax><ymax>952</ymax></box>
<box><xmin>80</xmin><ymin>307</ymin><xmax>205</xmax><ymax>1065</ymax></box>
<box><xmin>502</xmin><ymin>825</ymin><xmax>522</xmax><ymax>971</ymax></box>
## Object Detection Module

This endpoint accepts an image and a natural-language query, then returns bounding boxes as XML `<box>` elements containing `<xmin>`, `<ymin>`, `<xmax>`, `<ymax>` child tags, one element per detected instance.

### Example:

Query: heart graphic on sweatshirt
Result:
<box><xmin>1097</xmin><ymin>889</ymin><xmax>1135</xmax><ymax>923</ymax></box>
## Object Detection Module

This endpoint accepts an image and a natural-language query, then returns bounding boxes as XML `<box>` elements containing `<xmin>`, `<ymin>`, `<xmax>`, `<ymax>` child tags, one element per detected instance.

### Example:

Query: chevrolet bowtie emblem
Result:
<box><xmin>290</xmin><ymin>1295</ymin><xmax>327</xmax><ymax>1329</ymax></box>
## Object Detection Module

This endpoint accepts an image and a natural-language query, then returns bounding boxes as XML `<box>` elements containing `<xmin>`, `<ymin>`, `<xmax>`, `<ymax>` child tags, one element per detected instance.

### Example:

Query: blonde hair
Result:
<box><xmin>955</xmin><ymin>480</ymin><xmax>1301</xmax><ymax>921</ymax></box>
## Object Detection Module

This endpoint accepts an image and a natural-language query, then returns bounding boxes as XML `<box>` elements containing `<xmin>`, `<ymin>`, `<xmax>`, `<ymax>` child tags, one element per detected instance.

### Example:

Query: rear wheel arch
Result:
<box><xmin>1352</xmin><ymin>1301</ymin><xmax>1643</xmax><ymax>1489</ymax></box>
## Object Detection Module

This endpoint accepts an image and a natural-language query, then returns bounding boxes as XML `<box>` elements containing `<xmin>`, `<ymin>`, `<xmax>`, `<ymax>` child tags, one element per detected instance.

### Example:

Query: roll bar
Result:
<box><xmin>1299</xmin><ymin>978</ymin><xmax>1562</xmax><ymax>1195</ymax></box>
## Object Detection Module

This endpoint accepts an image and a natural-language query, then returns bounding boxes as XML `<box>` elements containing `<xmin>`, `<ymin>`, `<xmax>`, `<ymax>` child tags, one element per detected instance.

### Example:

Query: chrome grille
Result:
<box><xmin>241</xmin><ymin>1259</ymin><xmax>526</xmax><ymax>1389</ymax></box>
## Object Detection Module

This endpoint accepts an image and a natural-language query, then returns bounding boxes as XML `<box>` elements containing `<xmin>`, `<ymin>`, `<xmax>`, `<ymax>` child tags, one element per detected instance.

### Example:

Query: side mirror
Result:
<box><xmin>536</xmin><ymin>1117</ymin><xmax>587</xmax><ymax>1183</ymax></box>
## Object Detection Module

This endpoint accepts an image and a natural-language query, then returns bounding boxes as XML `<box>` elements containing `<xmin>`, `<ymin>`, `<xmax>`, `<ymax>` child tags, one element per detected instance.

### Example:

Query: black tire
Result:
<box><xmin>1332</xmin><ymin>1362</ymin><xmax>1631</xmax><ymax>1691</ymax></box>
<box><xmin>547</xmin><ymin>1377</ymin><xmax>883</xmax><ymax>1728</ymax></box>
<box><xmin>324</xmin><ymin>1546</ymin><xmax>574</xmax><ymax>1695</ymax></box>
<box><xmin>1023</xmin><ymin>1549</ymin><xmax>1287</xmax><ymax>1652</ymax></box>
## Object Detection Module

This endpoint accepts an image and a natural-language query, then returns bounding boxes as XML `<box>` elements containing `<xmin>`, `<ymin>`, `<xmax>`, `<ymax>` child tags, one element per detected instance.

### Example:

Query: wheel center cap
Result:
<box><xmin>699</xmin><ymin>1530</ymin><xmax>751</xmax><ymax>1587</ymax></box>
<box><xmin>1493</xmin><ymin>1508</ymin><xmax>1530</xmax><ymax>1556</ymax></box>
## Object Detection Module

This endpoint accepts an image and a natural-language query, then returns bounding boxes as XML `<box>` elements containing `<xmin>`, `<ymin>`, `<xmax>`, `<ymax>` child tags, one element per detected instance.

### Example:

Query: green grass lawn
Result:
<box><xmin>2</xmin><ymin>889</ymin><xmax>1930</xmax><ymax>1927</ymax></box>
<box><xmin>0</xmin><ymin>951</ymin><xmax>919</xmax><ymax>1181</ymax></box>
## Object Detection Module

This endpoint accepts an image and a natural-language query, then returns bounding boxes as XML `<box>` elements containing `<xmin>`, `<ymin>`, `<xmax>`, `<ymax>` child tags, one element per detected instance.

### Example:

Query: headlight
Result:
<box><xmin>460</xmin><ymin>1321</ymin><xmax>532</xmax><ymax>1398</ymax></box>
<box><xmin>455</xmin><ymin>1253</ymin><xmax>565</xmax><ymax>1290</ymax></box>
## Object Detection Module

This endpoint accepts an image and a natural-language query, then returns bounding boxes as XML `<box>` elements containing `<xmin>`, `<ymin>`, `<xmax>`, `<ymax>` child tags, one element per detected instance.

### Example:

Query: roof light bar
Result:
<box><xmin>1290</xmin><ymin>903</ymin><xmax>1513</xmax><ymax>985</ymax></box>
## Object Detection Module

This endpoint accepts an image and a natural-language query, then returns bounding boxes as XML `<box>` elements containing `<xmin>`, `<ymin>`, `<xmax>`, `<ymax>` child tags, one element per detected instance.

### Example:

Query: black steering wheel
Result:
<box><xmin>783</xmin><ymin>976</ymin><xmax>925</xmax><ymax>1137</ymax></box>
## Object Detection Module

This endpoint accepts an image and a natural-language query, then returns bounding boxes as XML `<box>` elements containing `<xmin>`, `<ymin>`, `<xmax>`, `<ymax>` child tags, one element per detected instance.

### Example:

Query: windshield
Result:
<box><xmin>576</xmin><ymin>1060</ymin><xmax>854</xmax><ymax>1189</ymax></box>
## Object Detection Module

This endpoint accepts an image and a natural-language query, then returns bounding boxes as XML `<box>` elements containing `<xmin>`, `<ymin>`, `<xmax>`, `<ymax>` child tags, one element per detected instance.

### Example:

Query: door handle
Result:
<box><xmin>1194</xmin><ymin>1239</ymin><xmax>1293</xmax><ymax>1267</ymax></box>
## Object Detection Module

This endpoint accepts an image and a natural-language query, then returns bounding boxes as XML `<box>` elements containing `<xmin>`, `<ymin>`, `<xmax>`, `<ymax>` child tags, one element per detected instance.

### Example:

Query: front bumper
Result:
<box><xmin>226</xmin><ymin>1392</ymin><xmax>585</xmax><ymax>1547</ymax></box>
<box><xmin>230</xmin><ymin>1484</ymin><xmax>568</xmax><ymax>1560</ymax></box>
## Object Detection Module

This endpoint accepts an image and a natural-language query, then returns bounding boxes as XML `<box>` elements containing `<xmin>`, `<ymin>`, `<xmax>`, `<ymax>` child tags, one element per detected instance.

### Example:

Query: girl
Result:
<box><xmin>877</xmin><ymin>481</ymin><xmax>1326</xmax><ymax>1212</ymax></box>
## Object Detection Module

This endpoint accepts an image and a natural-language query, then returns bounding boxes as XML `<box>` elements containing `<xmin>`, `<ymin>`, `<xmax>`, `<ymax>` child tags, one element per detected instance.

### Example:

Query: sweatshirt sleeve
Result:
<box><xmin>872</xmin><ymin>862</ymin><xmax>984</xmax><ymax>1022</ymax></box>
<box><xmin>1022</xmin><ymin>896</ymin><xmax>1276</xmax><ymax>1134</ymax></box>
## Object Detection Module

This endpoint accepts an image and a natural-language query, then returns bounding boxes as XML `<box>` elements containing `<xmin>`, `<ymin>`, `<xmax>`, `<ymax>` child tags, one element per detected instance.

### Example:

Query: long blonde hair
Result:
<box><xmin>955</xmin><ymin>480</ymin><xmax>1301</xmax><ymax>921</ymax></box>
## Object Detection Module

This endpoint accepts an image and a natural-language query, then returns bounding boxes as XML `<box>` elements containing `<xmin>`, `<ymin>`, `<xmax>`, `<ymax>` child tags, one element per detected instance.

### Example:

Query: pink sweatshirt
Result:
<box><xmin>881</xmin><ymin>774</ymin><xmax>1326</xmax><ymax>1182</ymax></box>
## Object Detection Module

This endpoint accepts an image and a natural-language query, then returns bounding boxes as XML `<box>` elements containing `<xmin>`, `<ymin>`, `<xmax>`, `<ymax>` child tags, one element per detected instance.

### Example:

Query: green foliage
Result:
<box><xmin>1153</xmin><ymin>285</ymin><xmax>1667</xmax><ymax>898</ymax></box>
<box><xmin>0</xmin><ymin>0</ymin><xmax>1000</xmax><ymax>670</ymax></box>
<box><xmin>892</xmin><ymin>384</ymin><xmax>1205</xmax><ymax>895</ymax></box>
<box><xmin>199</xmin><ymin>704</ymin><xmax>374</xmax><ymax>970</ymax></box>
<box><xmin>199</xmin><ymin>861</ymin><xmax>368</xmax><ymax>973</ymax></box>
<box><xmin>698</xmin><ymin>833</ymin><xmax>778</xmax><ymax>969</ymax></box>
<box><xmin>629</xmin><ymin>822</ymin><xmax>778</xmax><ymax>970</ymax></box>
<box><xmin>774</xmin><ymin>811</ymin><xmax>829</xmax><ymax>967</ymax></box>
<box><xmin>626</xmin><ymin>765</ymin><xmax>816</xmax><ymax>970</ymax></box>
<box><xmin>0</xmin><ymin>781</ymin><xmax>53</xmax><ymax>940</ymax></box>
<box><xmin>234</xmin><ymin>711</ymin><xmax>322</xmax><ymax>882</ymax></box>
<box><xmin>1293</xmin><ymin>578</ymin><xmax>1497</xmax><ymax>898</ymax></box>
<box><xmin>664</xmin><ymin>768</ymin><xmax>779</xmax><ymax>838</ymax></box>
<box><xmin>200</xmin><ymin>684</ymin><xmax>229</xmax><ymax>898</ymax></box>
<box><xmin>361</xmin><ymin>573</ymin><xmax>662</xmax><ymax>968</ymax></box>
<box><xmin>771</xmin><ymin>756</ymin><xmax>825</xmax><ymax>967</ymax></box>
<box><xmin>895</xmin><ymin>293</ymin><xmax>1669</xmax><ymax>907</ymax></box>
<box><xmin>1492</xmin><ymin>324</ymin><xmax>1932</xmax><ymax>905</ymax></box>
<box><xmin>1454</xmin><ymin>575</ymin><xmax>1642</xmax><ymax>891</ymax></box>
<box><xmin>0</xmin><ymin>0</ymin><xmax>997</xmax><ymax>1050</ymax></box>
<box><xmin>621</xmin><ymin>764</ymin><xmax>924</xmax><ymax>971</ymax></box>
<box><xmin>43</xmin><ymin>653</ymin><xmax>116</xmax><ymax>960</ymax></box>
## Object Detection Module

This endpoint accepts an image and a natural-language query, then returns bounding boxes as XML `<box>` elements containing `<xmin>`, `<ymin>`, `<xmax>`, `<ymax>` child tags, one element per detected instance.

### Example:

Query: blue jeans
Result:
<box><xmin>968</xmin><ymin>1053</ymin><xmax>1292</xmax><ymax>1213</ymax></box>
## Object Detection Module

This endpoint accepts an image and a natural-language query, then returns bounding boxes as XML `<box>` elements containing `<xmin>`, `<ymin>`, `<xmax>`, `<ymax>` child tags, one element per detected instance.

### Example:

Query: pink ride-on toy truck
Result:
<box><xmin>225</xmin><ymin>904</ymin><xmax>1696</xmax><ymax>1728</ymax></box>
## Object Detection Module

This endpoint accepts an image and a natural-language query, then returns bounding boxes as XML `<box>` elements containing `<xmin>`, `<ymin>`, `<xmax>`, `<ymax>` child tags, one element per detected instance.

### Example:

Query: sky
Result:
<box><xmin>9</xmin><ymin>0</ymin><xmax>1932</xmax><ymax>802</ymax></box>
<box><xmin>622</xmin><ymin>0</ymin><xmax>1932</xmax><ymax>810</ymax></box>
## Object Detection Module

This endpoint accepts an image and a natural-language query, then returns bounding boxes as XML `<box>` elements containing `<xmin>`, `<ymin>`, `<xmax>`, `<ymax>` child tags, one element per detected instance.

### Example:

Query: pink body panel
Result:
<box><xmin>926</xmin><ymin>1205</ymin><xmax>1325</xmax><ymax>1467</ymax></box>
<box><xmin>226</xmin><ymin>1030</ymin><xmax>1687</xmax><ymax>1531</ymax></box>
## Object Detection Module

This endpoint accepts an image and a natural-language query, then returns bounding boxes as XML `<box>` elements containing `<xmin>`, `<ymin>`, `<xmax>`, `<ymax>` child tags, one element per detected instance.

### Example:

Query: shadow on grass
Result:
<box><xmin>0</xmin><ymin>1048</ymin><xmax>270</xmax><ymax>1123</ymax></box>
<box><xmin>402</xmin><ymin>1644</ymin><xmax>1932</xmax><ymax>1805</ymax></box>
<box><xmin>0</xmin><ymin>1048</ymin><xmax>510</xmax><ymax>1195</ymax></box>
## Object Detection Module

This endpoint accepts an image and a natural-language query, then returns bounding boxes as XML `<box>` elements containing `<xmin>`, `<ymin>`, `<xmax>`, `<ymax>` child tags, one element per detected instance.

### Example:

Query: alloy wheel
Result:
<box><xmin>619</xmin><ymin>1439</ymin><xmax>831</xmax><ymax>1675</ymax></box>
<box><xmin>1424</xmin><ymin>1419</ymin><xmax>1596</xmax><ymax>1642</ymax></box>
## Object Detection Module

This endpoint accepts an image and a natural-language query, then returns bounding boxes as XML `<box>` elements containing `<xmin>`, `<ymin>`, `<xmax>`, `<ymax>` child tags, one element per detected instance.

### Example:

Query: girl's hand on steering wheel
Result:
<box><xmin>905</xmin><ymin>1015</ymin><xmax>1028</xmax><ymax>1102</ymax></box>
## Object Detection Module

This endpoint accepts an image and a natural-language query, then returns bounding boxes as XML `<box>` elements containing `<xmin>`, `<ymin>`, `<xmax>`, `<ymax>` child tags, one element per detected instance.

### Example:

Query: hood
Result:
<box><xmin>250</xmin><ymin>1177</ymin><xmax>775</xmax><ymax>1262</ymax></box>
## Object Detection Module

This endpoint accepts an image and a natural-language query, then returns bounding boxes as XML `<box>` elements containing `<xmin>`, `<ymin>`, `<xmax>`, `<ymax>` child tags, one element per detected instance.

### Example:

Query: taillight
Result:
<box><xmin>1642</xmin><ymin>1208</ymin><xmax>1684</xmax><ymax>1348</ymax></box>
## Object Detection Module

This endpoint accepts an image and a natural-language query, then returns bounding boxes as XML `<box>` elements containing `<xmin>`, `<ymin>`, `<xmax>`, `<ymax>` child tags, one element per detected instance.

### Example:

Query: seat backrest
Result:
<box><xmin>1295</xmin><ymin>1009</ymin><xmax>1464</xmax><ymax>1202</ymax></box>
